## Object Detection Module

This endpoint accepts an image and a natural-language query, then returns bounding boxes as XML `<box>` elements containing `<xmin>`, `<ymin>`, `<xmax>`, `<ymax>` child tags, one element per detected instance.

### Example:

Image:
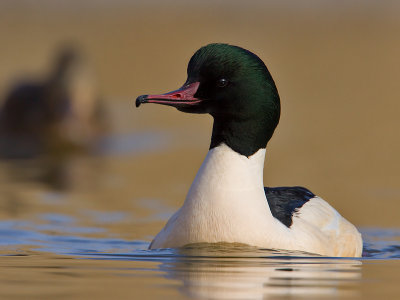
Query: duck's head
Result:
<box><xmin>136</xmin><ymin>43</ymin><xmax>280</xmax><ymax>157</ymax></box>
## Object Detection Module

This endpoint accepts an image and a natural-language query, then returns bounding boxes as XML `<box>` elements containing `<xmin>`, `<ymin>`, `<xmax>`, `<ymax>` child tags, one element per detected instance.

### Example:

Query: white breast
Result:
<box><xmin>150</xmin><ymin>143</ymin><xmax>362</xmax><ymax>257</ymax></box>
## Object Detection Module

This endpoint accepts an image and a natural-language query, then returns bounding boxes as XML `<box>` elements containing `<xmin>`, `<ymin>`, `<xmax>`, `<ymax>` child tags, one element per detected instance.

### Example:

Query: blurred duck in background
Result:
<box><xmin>0</xmin><ymin>46</ymin><xmax>106</xmax><ymax>159</ymax></box>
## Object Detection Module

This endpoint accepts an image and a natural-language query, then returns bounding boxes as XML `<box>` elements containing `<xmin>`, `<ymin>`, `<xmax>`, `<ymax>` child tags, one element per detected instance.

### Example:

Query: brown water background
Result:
<box><xmin>0</xmin><ymin>1</ymin><xmax>399</xmax><ymax>299</ymax></box>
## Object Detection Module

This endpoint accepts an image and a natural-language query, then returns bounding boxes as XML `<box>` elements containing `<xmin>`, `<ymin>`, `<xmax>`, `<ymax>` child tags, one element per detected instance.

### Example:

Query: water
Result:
<box><xmin>1</xmin><ymin>1</ymin><xmax>400</xmax><ymax>298</ymax></box>
<box><xmin>0</xmin><ymin>209</ymin><xmax>399</xmax><ymax>299</ymax></box>
<box><xmin>0</xmin><ymin>135</ymin><xmax>399</xmax><ymax>299</ymax></box>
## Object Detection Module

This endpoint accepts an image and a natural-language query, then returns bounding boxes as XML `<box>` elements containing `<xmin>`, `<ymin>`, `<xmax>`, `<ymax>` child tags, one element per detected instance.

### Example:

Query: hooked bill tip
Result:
<box><xmin>135</xmin><ymin>95</ymin><xmax>148</xmax><ymax>107</ymax></box>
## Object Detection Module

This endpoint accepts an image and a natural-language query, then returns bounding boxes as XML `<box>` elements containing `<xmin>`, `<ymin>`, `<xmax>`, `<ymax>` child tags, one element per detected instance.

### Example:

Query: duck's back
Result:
<box><xmin>265</xmin><ymin>186</ymin><xmax>362</xmax><ymax>257</ymax></box>
<box><xmin>0</xmin><ymin>82</ymin><xmax>47</xmax><ymax>135</ymax></box>
<box><xmin>264</xmin><ymin>186</ymin><xmax>314</xmax><ymax>227</ymax></box>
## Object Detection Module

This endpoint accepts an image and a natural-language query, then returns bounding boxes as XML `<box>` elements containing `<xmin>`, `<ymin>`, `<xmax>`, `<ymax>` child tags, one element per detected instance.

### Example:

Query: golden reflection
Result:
<box><xmin>160</xmin><ymin>254</ymin><xmax>361</xmax><ymax>299</ymax></box>
<box><xmin>150</xmin><ymin>244</ymin><xmax>361</xmax><ymax>299</ymax></box>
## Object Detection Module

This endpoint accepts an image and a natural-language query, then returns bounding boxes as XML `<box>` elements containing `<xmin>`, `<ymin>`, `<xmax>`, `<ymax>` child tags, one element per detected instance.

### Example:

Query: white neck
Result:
<box><xmin>164</xmin><ymin>143</ymin><xmax>278</xmax><ymax>246</ymax></box>
<box><xmin>151</xmin><ymin>143</ymin><xmax>284</xmax><ymax>248</ymax></box>
<box><xmin>181</xmin><ymin>143</ymin><xmax>273</xmax><ymax>221</ymax></box>
<box><xmin>186</xmin><ymin>143</ymin><xmax>266</xmax><ymax>198</ymax></box>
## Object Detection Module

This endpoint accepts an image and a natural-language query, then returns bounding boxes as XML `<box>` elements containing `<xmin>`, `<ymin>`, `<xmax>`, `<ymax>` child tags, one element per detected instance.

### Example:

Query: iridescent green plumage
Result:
<box><xmin>185</xmin><ymin>43</ymin><xmax>280</xmax><ymax>156</ymax></box>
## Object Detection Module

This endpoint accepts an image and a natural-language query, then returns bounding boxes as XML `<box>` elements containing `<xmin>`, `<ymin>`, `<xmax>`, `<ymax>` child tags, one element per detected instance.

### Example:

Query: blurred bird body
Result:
<box><xmin>0</xmin><ymin>48</ymin><xmax>105</xmax><ymax>158</ymax></box>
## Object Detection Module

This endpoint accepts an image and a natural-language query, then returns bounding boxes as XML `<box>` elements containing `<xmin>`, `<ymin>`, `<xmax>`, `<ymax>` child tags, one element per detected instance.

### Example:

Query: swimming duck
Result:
<box><xmin>136</xmin><ymin>43</ymin><xmax>362</xmax><ymax>257</ymax></box>
<box><xmin>0</xmin><ymin>47</ymin><xmax>105</xmax><ymax>158</ymax></box>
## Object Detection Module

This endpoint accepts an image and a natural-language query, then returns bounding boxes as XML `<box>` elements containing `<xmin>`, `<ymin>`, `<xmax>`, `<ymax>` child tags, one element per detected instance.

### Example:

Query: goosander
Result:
<box><xmin>136</xmin><ymin>43</ymin><xmax>362</xmax><ymax>257</ymax></box>
<box><xmin>0</xmin><ymin>47</ymin><xmax>106</xmax><ymax>158</ymax></box>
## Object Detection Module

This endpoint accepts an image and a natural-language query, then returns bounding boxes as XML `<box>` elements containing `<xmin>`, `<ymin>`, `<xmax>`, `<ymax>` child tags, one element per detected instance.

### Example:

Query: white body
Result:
<box><xmin>151</xmin><ymin>143</ymin><xmax>362</xmax><ymax>257</ymax></box>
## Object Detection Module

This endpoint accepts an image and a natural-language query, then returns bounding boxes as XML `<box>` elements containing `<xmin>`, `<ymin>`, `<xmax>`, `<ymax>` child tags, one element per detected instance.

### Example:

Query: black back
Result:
<box><xmin>264</xmin><ymin>186</ymin><xmax>315</xmax><ymax>227</ymax></box>
<box><xmin>1</xmin><ymin>83</ymin><xmax>51</xmax><ymax>133</ymax></box>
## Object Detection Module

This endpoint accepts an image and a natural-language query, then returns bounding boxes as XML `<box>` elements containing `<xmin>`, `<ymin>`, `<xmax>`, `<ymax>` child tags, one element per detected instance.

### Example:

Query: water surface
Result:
<box><xmin>0</xmin><ymin>1</ymin><xmax>400</xmax><ymax>299</ymax></box>
<box><xmin>0</xmin><ymin>146</ymin><xmax>399</xmax><ymax>299</ymax></box>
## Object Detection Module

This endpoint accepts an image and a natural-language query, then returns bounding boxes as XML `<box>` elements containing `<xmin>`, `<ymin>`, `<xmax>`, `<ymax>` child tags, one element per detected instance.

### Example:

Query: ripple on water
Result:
<box><xmin>1</xmin><ymin>217</ymin><xmax>398</xmax><ymax>259</ymax></box>
<box><xmin>361</xmin><ymin>227</ymin><xmax>400</xmax><ymax>259</ymax></box>
<box><xmin>0</xmin><ymin>216</ymin><xmax>399</xmax><ymax>299</ymax></box>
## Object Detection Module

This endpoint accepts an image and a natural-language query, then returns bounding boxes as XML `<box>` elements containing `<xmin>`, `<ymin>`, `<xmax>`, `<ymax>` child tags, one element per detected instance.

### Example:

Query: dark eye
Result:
<box><xmin>216</xmin><ymin>78</ymin><xmax>229</xmax><ymax>88</ymax></box>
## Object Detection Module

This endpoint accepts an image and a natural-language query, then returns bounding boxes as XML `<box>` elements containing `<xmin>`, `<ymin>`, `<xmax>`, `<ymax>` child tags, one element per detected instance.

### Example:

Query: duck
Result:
<box><xmin>0</xmin><ymin>47</ymin><xmax>106</xmax><ymax>158</ymax></box>
<box><xmin>136</xmin><ymin>43</ymin><xmax>362</xmax><ymax>257</ymax></box>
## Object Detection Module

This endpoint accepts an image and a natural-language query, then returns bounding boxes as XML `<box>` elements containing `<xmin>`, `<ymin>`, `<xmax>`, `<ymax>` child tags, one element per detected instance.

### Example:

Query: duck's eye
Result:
<box><xmin>216</xmin><ymin>78</ymin><xmax>229</xmax><ymax>88</ymax></box>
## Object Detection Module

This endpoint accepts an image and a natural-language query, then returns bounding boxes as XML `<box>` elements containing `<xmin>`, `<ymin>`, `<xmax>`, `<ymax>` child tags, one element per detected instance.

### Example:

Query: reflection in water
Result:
<box><xmin>362</xmin><ymin>228</ymin><xmax>400</xmax><ymax>259</ymax></box>
<box><xmin>0</xmin><ymin>155</ymin><xmax>103</xmax><ymax>191</ymax></box>
<box><xmin>0</xmin><ymin>217</ymin><xmax>400</xmax><ymax>299</ymax></box>
<box><xmin>159</xmin><ymin>245</ymin><xmax>361</xmax><ymax>299</ymax></box>
<box><xmin>0</xmin><ymin>131</ymin><xmax>168</xmax><ymax>191</ymax></box>
<box><xmin>0</xmin><ymin>220</ymin><xmax>362</xmax><ymax>299</ymax></box>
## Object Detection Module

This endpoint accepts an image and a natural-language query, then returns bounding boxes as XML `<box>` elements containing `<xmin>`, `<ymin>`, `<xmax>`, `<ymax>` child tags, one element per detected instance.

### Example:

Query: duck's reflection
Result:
<box><xmin>158</xmin><ymin>244</ymin><xmax>361</xmax><ymax>299</ymax></box>
<box><xmin>0</xmin><ymin>154</ymin><xmax>103</xmax><ymax>192</ymax></box>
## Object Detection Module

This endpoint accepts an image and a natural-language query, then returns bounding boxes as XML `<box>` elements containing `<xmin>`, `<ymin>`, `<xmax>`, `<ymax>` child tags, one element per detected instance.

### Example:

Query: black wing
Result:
<box><xmin>264</xmin><ymin>186</ymin><xmax>316</xmax><ymax>228</ymax></box>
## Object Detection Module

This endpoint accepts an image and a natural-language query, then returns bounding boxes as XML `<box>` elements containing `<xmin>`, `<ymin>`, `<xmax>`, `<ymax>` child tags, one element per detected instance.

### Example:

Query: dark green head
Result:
<box><xmin>136</xmin><ymin>43</ymin><xmax>281</xmax><ymax>157</ymax></box>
